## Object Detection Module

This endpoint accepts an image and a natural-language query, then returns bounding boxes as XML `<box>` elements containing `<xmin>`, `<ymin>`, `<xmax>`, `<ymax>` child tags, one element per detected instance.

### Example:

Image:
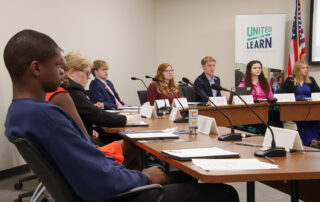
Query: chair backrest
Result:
<box><xmin>137</xmin><ymin>90</ymin><xmax>148</xmax><ymax>105</ymax></box>
<box><xmin>181</xmin><ymin>86</ymin><xmax>200</xmax><ymax>102</ymax></box>
<box><xmin>11</xmin><ymin>138</ymin><xmax>81</xmax><ymax>202</ymax></box>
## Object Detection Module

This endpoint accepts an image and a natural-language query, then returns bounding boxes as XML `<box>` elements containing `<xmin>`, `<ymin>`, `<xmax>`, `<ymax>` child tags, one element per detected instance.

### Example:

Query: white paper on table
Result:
<box><xmin>162</xmin><ymin>147</ymin><xmax>238</xmax><ymax>158</ymax></box>
<box><xmin>155</xmin><ymin>99</ymin><xmax>170</xmax><ymax>109</ymax></box>
<box><xmin>192</xmin><ymin>158</ymin><xmax>279</xmax><ymax>171</ymax></box>
<box><xmin>262</xmin><ymin>126</ymin><xmax>303</xmax><ymax>152</ymax></box>
<box><xmin>208</xmin><ymin>96</ymin><xmax>228</xmax><ymax>106</ymax></box>
<box><xmin>274</xmin><ymin>93</ymin><xmax>295</xmax><ymax>102</ymax></box>
<box><xmin>172</xmin><ymin>98</ymin><xmax>189</xmax><ymax>108</ymax></box>
<box><xmin>232</xmin><ymin>95</ymin><xmax>254</xmax><ymax>105</ymax></box>
<box><xmin>311</xmin><ymin>92</ymin><xmax>320</xmax><ymax>101</ymax></box>
<box><xmin>162</xmin><ymin>127</ymin><xmax>178</xmax><ymax>133</ymax></box>
<box><xmin>197</xmin><ymin>115</ymin><xmax>220</xmax><ymax>135</ymax></box>
<box><xmin>124</xmin><ymin>132</ymin><xmax>178</xmax><ymax>139</ymax></box>
<box><xmin>169</xmin><ymin>107</ymin><xmax>181</xmax><ymax>121</ymax></box>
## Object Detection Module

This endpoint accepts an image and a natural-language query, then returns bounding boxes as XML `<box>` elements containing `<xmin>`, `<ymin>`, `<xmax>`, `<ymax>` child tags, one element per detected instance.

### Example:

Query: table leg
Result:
<box><xmin>290</xmin><ymin>180</ymin><xmax>299</xmax><ymax>202</ymax></box>
<box><xmin>247</xmin><ymin>181</ymin><xmax>255</xmax><ymax>202</ymax></box>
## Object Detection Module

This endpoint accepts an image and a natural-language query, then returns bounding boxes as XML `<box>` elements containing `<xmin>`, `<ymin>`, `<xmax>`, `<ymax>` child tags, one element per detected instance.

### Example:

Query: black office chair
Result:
<box><xmin>11</xmin><ymin>138</ymin><xmax>163</xmax><ymax>202</ymax></box>
<box><xmin>137</xmin><ymin>90</ymin><xmax>148</xmax><ymax>105</ymax></box>
<box><xmin>13</xmin><ymin>173</ymin><xmax>38</xmax><ymax>202</ymax></box>
<box><xmin>180</xmin><ymin>86</ymin><xmax>200</xmax><ymax>102</ymax></box>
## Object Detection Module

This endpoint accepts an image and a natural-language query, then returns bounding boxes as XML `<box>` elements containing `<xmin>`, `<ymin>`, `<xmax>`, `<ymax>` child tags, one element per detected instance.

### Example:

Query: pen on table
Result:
<box><xmin>242</xmin><ymin>134</ymin><xmax>259</xmax><ymax>138</ymax></box>
<box><xmin>235</xmin><ymin>142</ymin><xmax>262</xmax><ymax>147</ymax></box>
<box><xmin>264</xmin><ymin>156</ymin><xmax>275</xmax><ymax>164</ymax></box>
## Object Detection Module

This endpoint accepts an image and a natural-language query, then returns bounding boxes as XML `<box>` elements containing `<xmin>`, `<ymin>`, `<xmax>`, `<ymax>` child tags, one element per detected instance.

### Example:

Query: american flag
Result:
<box><xmin>288</xmin><ymin>0</ymin><xmax>305</xmax><ymax>76</ymax></box>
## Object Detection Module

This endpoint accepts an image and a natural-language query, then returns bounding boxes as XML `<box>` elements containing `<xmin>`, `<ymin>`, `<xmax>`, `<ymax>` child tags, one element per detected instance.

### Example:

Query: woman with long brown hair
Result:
<box><xmin>147</xmin><ymin>63</ymin><xmax>180</xmax><ymax>105</ymax></box>
<box><xmin>238</xmin><ymin>60</ymin><xmax>273</xmax><ymax>100</ymax></box>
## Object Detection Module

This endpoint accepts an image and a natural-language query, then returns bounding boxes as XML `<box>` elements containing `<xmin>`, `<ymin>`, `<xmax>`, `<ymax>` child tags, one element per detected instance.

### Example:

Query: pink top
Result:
<box><xmin>238</xmin><ymin>80</ymin><xmax>273</xmax><ymax>100</ymax></box>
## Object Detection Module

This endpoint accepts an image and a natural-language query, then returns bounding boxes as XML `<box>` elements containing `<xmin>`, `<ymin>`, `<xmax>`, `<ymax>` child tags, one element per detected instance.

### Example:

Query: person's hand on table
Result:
<box><xmin>94</xmin><ymin>102</ymin><xmax>104</xmax><ymax>110</ymax></box>
<box><xmin>126</xmin><ymin>114</ymin><xmax>142</xmax><ymax>125</ymax></box>
<box><xmin>92</xmin><ymin>130</ymin><xmax>99</xmax><ymax>139</ymax></box>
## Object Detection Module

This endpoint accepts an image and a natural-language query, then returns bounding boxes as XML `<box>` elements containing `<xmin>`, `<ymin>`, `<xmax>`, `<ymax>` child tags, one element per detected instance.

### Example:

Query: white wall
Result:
<box><xmin>0</xmin><ymin>0</ymin><xmax>155</xmax><ymax>171</ymax></box>
<box><xmin>1</xmin><ymin>0</ymin><xmax>319</xmax><ymax>171</ymax></box>
<box><xmin>155</xmin><ymin>0</ymin><xmax>319</xmax><ymax>89</ymax></box>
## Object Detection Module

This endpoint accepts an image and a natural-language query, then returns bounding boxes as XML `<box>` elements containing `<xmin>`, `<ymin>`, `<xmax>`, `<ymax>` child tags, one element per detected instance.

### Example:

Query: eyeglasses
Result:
<box><xmin>163</xmin><ymin>69</ymin><xmax>174</xmax><ymax>73</ymax></box>
<box><xmin>80</xmin><ymin>70</ymin><xmax>91</xmax><ymax>77</ymax></box>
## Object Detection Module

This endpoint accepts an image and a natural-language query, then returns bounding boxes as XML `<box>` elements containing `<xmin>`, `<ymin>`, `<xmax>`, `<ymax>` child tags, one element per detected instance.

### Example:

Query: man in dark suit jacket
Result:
<box><xmin>89</xmin><ymin>60</ymin><xmax>125</xmax><ymax>109</ymax></box>
<box><xmin>194</xmin><ymin>56</ymin><xmax>221</xmax><ymax>102</ymax></box>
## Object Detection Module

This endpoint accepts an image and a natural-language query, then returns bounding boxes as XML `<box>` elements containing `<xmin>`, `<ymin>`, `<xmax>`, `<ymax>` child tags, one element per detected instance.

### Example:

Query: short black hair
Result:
<box><xmin>3</xmin><ymin>29</ymin><xmax>59</xmax><ymax>80</ymax></box>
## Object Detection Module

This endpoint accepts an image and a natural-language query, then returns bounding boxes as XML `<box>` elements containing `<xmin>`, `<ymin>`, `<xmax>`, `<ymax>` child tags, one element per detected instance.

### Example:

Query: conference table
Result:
<box><xmin>277</xmin><ymin>100</ymin><xmax>320</xmax><ymax>121</ymax></box>
<box><xmin>187</xmin><ymin>103</ymin><xmax>269</xmax><ymax>127</ymax></box>
<box><xmin>106</xmin><ymin>117</ymin><xmax>320</xmax><ymax>202</ymax></box>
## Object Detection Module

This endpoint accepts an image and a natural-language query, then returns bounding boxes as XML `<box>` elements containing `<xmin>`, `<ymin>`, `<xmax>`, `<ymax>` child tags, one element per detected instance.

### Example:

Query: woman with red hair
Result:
<box><xmin>147</xmin><ymin>63</ymin><xmax>180</xmax><ymax>105</ymax></box>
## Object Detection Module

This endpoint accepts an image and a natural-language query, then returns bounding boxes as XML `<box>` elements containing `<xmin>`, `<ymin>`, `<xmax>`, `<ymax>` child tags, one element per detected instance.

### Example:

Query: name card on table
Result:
<box><xmin>197</xmin><ymin>115</ymin><xmax>220</xmax><ymax>135</ymax></box>
<box><xmin>273</xmin><ymin>93</ymin><xmax>295</xmax><ymax>102</ymax></box>
<box><xmin>262</xmin><ymin>126</ymin><xmax>303</xmax><ymax>152</ymax></box>
<box><xmin>172</xmin><ymin>98</ymin><xmax>188</xmax><ymax>108</ymax></box>
<box><xmin>232</xmin><ymin>95</ymin><xmax>254</xmax><ymax>105</ymax></box>
<box><xmin>209</xmin><ymin>96</ymin><xmax>228</xmax><ymax>106</ymax></box>
<box><xmin>169</xmin><ymin>107</ymin><xmax>181</xmax><ymax>121</ymax></box>
<box><xmin>155</xmin><ymin>99</ymin><xmax>170</xmax><ymax>110</ymax></box>
<box><xmin>140</xmin><ymin>105</ymin><xmax>157</xmax><ymax>119</ymax></box>
<box><xmin>311</xmin><ymin>93</ymin><xmax>320</xmax><ymax>101</ymax></box>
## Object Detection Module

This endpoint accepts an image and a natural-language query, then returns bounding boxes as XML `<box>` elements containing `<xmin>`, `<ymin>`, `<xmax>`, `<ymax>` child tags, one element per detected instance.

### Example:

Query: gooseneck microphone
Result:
<box><xmin>211</xmin><ymin>84</ymin><xmax>286</xmax><ymax>157</ymax></box>
<box><xmin>152</xmin><ymin>77</ymin><xmax>188</xmax><ymax>123</ymax></box>
<box><xmin>145</xmin><ymin>75</ymin><xmax>171</xmax><ymax>112</ymax></box>
<box><xmin>131</xmin><ymin>77</ymin><xmax>148</xmax><ymax>89</ymax></box>
<box><xmin>182</xmin><ymin>77</ymin><xmax>242</xmax><ymax>141</ymax></box>
<box><xmin>131</xmin><ymin>76</ymin><xmax>165</xmax><ymax>116</ymax></box>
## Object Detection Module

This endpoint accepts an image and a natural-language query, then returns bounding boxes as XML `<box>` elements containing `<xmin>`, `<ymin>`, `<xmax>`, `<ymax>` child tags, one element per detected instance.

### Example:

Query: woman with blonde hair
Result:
<box><xmin>65</xmin><ymin>51</ymin><xmax>141</xmax><ymax>144</ymax></box>
<box><xmin>147</xmin><ymin>63</ymin><xmax>180</xmax><ymax>105</ymax></box>
<box><xmin>280</xmin><ymin>60</ymin><xmax>320</xmax><ymax>146</ymax></box>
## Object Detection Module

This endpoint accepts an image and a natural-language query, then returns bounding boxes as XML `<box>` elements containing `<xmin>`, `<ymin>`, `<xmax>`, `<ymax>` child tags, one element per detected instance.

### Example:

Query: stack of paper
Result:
<box><xmin>161</xmin><ymin>147</ymin><xmax>240</xmax><ymax>161</ymax></box>
<box><xmin>192</xmin><ymin>158</ymin><xmax>278</xmax><ymax>171</ymax></box>
<box><xmin>120</xmin><ymin>132</ymin><xmax>179</xmax><ymax>140</ymax></box>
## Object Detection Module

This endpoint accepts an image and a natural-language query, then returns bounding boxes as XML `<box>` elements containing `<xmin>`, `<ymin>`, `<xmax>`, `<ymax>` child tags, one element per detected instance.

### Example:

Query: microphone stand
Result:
<box><xmin>131</xmin><ymin>76</ymin><xmax>164</xmax><ymax>116</ymax></box>
<box><xmin>145</xmin><ymin>75</ymin><xmax>172</xmax><ymax>112</ymax></box>
<box><xmin>211</xmin><ymin>84</ymin><xmax>286</xmax><ymax>157</ymax></box>
<box><xmin>152</xmin><ymin>78</ymin><xmax>188</xmax><ymax>123</ymax></box>
<box><xmin>182</xmin><ymin>77</ymin><xmax>242</xmax><ymax>141</ymax></box>
<box><xmin>131</xmin><ymin>76</ymin><xmax>148</xmax><ymax>89</ymax></box>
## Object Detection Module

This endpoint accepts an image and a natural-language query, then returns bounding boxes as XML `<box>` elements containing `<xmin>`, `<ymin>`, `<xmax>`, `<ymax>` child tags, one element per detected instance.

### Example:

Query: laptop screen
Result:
<box><xmin>228</xmin><ymin>87</ymin><xmax>251</xmax><ymax>103</ymax></box>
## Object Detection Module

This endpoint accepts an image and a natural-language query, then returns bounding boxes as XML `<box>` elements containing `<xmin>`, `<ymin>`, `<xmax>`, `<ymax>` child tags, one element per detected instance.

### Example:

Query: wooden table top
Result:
<box><xmin>277</xmin><ymin>101</ymin><xmax>320</xmax><ymax>121</ymax></box>
<box><xmin>106</xmin><ymin>118</ymin><xmax>320</xmax><ymax>183</ymax></box>
<box><xmin>187</xmin><ymin>103</ymin><xmax>269</xmax><ymax>126</ymax></box>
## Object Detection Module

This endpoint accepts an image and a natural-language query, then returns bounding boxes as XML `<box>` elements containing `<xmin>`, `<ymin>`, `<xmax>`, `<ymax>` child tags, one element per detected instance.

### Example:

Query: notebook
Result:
<box><xmin>119</xmin><ymin>131</ymin><xmax>179</xmax><ymax>140</ymax></box>
<box><xmin>161</xmin><ymin>147</ymin><xmax>240</xmax><ymax>161</ymax></box>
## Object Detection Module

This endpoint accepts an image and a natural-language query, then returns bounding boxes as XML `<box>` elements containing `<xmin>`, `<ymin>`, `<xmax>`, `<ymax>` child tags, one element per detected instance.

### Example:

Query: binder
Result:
<box><xmin>161</xmin><ymin>147</ymin><xmax>240</xmax><ymax>161</ymax></box>
<box><xmin>119</xmin><ymin>131</ymin><xmax>179</xmax><ymax>140</ymax></box>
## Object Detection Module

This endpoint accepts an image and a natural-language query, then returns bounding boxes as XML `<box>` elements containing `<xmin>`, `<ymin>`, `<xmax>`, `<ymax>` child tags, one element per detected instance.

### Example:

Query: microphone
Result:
<box><xmin>152</xmin><ymin>78</ymin><xmax>188</xmax><ymax>123</ymax></box>
<box><xmin>182</xmin><ymin>77</ymin><xmax>242</xmax><ymax>140</ymax></box>
<box><xmin>211</xmin><ymin>84</ymin><xmax>286</xmax><ymax>157</ymax></box>
<box><xmin>131</xmin><ymin>76</ymin><xmax>165</xmax><ymax>116</ymax></box>
<box><xmin>145</xmin><ymin>75</ymin><xmax>171</xmax><ymax>112</ymax></box>
<box><xmin>131</xmin><ymin>77</ymin><xmax>148</xmax><ymax>89</ymax></box>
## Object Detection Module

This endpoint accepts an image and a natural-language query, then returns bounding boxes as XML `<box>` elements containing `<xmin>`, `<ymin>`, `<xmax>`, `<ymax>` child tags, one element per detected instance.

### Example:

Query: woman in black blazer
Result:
<box><xmin>280</xmin><ymin>60</ymin><xmax>320</xmax><ymax>146</ymax></box>
<box><xmin>64</xmin><ymin>51</ymin><xmax>140</xmax><ymax>144</ymax></box>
